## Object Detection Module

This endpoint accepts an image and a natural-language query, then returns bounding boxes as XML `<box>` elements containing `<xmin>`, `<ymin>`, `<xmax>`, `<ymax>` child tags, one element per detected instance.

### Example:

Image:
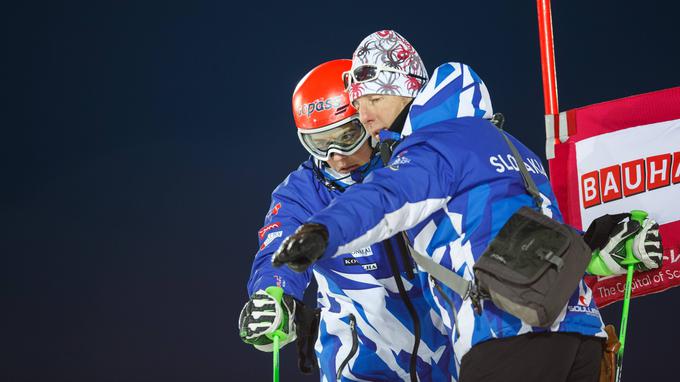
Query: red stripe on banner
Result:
<box><xmin>549</xmin><ymin>150</ymin><xmax>568</xmax><ymax>217</ymax></box>
<box><xmin>586</xmin><ymin>219</ymin><xmax>680</xmax><ymax>308</ymax></box>
<box><xmin>569</xmin><ymin>87</ymin><xmax>680</xmax><ymax>141</ymax></box>
<box><xmin>567</xmin><ymin>109</ymin><xmax>577</xmax><ymax>137</ymax></box>
<box><xmin>566</xmin><ymin>138</ymin><xmax>582</xmax><ymax>227</ymax></box>
<box><xmin>550</xmin><ymin>138</ymin><xmax>582</xmax><ymax>226</ymax></box>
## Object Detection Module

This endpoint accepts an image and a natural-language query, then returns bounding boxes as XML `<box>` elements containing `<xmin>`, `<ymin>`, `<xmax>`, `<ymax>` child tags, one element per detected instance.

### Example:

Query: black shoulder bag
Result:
<box><xmin>409</xmin><ymin>121</ymin><xmax>592</xmax><ymax>328</ymax></box>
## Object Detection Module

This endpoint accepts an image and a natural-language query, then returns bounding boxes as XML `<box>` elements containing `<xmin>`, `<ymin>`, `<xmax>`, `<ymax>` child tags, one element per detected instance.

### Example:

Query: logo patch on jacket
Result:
<box><xmin>258</xmin><ymin>222</ymin><xmax>281</xmax><ymax>239</ymax></box>
<box><xmin>344</xmin><ymin>257</ymin><xmax>360</xmax><ymax>266</ymax></box>
<box><xmin>266</xmin><ymin>202</ymin><xmax>282</xmax><ymax>219</ymax></box>
<box><xmin>343</xmin><ymin>257</ymin><xmax>377</xmax><ymax>270</ymax></box>
<box><xmin>389</xmin><ymin>152</ymin><xmax>411</xmax><ymax>171</ymax></box>
<box><xmin>260</xmin><ymin>231</ymin><xmax>283</xmax><ymax>250</ymax></box>
<box><xmin>351</xmin><ymin>247</ymin><xmax>373</xmax><ymax>257</ymax></box>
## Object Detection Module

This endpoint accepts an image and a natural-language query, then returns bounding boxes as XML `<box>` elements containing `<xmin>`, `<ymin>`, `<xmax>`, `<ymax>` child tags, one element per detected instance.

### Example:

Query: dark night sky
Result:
<box><xmin>3</xmin><ymin>1</ymin><xmax>679</xmax><ymax>381</ymax></box>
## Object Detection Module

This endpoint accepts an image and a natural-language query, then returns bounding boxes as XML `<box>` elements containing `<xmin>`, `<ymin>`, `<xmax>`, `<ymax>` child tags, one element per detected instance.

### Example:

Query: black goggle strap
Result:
<box><xmin>311</xmin><ymin>158</ymin><xmax>347</xmax><ymax>193</ymax></box>
<box><xmin>346</xmin><ymin>65</ymin><xmax>428</xmax><ymax>87</ymax></box>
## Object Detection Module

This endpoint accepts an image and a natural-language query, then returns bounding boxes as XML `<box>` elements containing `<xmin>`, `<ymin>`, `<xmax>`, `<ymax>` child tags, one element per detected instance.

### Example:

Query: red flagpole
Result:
<box><xmin>536</xmin><ymin>0</ymin><xmax>559</xmax><ymax>115</ymax></box>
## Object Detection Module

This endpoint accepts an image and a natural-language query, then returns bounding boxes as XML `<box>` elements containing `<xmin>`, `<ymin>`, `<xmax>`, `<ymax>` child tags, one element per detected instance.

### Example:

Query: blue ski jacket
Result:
<box><xmin>306</xmin><ymin>63</ymin><xmax>606</xmax><ymax>372</ymax></box>
<box><xmin>247</xmin><ymin>158</ymin><xmax>455</xmax><ymax>381</ymax></box>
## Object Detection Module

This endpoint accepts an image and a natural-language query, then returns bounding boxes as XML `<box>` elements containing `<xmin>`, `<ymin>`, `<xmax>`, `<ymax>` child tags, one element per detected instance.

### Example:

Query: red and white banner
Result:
<box><xmin>547</xmin><ymin>86</ymin><xmax>680</xmax><ymax>307</ymax></box>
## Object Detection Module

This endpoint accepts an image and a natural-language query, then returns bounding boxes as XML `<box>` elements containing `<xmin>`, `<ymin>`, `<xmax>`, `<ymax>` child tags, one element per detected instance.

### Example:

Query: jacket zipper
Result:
<box><xmin>432</xmin><ymin>276</ymin><xmax>461</xmax><ymax>338</ymax></box>
<box><xmin>396</xmin><ymin>232</ymin><xmax>416</xmax><ymax>280</ymax></box>
<box><xmin>383</xmin><ymin>237</ymin><xmax>420</xmax><ymax>382</ymax></box>
<box><xmin>336</xmin><ymin>314</ymin><xmax>358</xmax><ymax>380</ymax></box>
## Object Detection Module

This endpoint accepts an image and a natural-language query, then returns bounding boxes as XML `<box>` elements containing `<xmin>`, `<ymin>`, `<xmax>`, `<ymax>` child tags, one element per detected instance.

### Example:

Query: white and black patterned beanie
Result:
<box><xmin>348</xmin><ymin>30</ymin><xmax>428</xmax><ymax>103</ymax></box>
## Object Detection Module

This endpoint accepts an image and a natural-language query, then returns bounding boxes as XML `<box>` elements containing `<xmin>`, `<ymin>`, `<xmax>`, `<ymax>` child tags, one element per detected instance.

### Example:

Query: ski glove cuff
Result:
<box><xmin>238</xmin><ymin>289</ymin><xmax>297</xmax><ymax>352</ymax></box>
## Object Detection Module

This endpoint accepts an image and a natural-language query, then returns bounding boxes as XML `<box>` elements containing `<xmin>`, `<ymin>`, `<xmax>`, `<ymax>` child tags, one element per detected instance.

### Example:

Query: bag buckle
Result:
<box><xmin>467</xmin><ymin>284</ymin><xmax>485</xmax><ymax>316</ymax></box>
<box><xmin>536</xmin><ymin>248</ymin><xmax>565</xmax><ymax>271</ymax></box>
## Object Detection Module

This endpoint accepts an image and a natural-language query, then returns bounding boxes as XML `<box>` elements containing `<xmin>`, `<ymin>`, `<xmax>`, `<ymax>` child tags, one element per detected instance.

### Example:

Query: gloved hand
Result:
<box><xmin>271</xmin><ymin>223</ymin><xmax>328</xmax><ymax>273</ymax></box>
<box><xmin>591</xmin><ymin>216</ymin><xmax>662</xmax><ymax>275</ymax></box>
<box><xmin>238</xmin><ymin>288</ymin><xmax>297</xmax><ymax>352</ymax></box>
<box><xmin>632</xmin><ymin>218</ymin><xmax>663</xmax><ymax>271</ymax></box>
<box><xmin>490</xmin><ymin>112</ymin><xmax>505</xmax><ymax>129</ymax></box>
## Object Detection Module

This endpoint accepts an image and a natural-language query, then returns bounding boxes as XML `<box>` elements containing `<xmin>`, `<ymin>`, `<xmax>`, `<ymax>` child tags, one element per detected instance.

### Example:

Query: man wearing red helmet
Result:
<box><xmin>239</xmin><ymin>59</ymin><xmax>455</xmax><ymax>381</ymax></box>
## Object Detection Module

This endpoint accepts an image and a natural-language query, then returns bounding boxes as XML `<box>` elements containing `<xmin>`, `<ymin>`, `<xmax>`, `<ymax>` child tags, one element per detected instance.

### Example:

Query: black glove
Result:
<box><xmin>490</xmin><ymin>112</ymin><xmax>505</xmax><ymax>129</ymax></box>
<box><xmin>583</xmin><ymin>213</ymin><xmax>631</xmax><ymax>251</ymax></box>
<box><xmin>271</xmin><ymin>223</ymin><xmax>328</xmax><ymax>273</ymax></box>
<box><xmin>585</xmin><ymin>213</ymin><xmax>663</xmax><ymax>274</ymax></box>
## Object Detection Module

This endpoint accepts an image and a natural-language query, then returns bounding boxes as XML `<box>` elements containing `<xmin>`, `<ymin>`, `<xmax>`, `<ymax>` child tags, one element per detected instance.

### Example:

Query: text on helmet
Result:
<box><xmin>297</xmin><ymin>96</ymin><xmax>344</xmax><ymax>117</ymax></box>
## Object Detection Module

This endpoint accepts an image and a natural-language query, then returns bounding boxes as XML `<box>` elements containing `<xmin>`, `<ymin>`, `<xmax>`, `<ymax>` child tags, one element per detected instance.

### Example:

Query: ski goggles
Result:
<box><xmin>342</xmin><ymin>63</ymin><xmax>428</xmax><ymax>90</ymax></box>
<box><xmin>297</xmin><ymin>117</ymin><xmax>368</xmax><ymax>161</ymax></box>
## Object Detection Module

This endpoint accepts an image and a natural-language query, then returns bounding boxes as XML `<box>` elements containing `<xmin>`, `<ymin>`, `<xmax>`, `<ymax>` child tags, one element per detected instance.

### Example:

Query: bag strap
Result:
<box><xmin>405</xmin><ymin>238</ymin><xmax>471</xmax><ymax>299</ymax></box>
<box><xmin>399</xmin><ymin>118</ymin><xmax>541</xmax><ymax>304</ymax></box>
<box><xmin>493</xmin><ymin>119</ymin><xmax>544</xmax><ymax>209</ymax></box>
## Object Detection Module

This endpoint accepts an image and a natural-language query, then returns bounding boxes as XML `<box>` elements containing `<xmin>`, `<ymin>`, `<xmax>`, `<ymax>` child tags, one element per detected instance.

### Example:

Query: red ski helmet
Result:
<box><xmin>292</xmin><ymin>59</ymin><xmax>368</xmax><ymax>161</ymax></box>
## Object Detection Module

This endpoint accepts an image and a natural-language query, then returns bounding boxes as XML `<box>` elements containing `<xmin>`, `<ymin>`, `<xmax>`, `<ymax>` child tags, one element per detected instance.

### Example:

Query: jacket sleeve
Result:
<box><xmin>247</xmin><ymin>190</ymin><xmax>314</xmax><ymax>301</ymax></box>
<box><xmin>309</xmin><ymin>138</ymin><xmax>460</xmax><ymax>259</ymax></box>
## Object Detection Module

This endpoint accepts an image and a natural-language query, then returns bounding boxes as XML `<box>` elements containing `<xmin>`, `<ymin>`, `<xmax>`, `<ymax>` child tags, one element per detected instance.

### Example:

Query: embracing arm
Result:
<box><xmin>272</xmin><ymin>139</ymin><xmax>460</xmax><ymax>270</ymax></box>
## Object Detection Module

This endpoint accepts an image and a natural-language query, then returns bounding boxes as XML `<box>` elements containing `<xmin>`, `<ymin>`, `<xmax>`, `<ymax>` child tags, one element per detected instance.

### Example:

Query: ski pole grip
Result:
<box><xmin>621</xmin><ymin>210</ymin><xmax>647</xmax><ymax>266</ymax></box>
<box><xmin>264</xmin><ymin>286</ymin><xmax>288</xmax><ymax>341</ymax></box>
<box><xmin>630</xmin><ymin>210</ymin><xmax>647</xmax><ymax>224</ymax></box>
<box><xmin>266</xmin><ymin>286</ymin><xmax>284</xmax><ymax>305</ymax></box>
<box><xmin>265</xmin><ymin>286</ymin><xmax>285</xmax><ymax>382</ymax></box>
<box><xmin>587</xmin><ymin>211</ymin><xmax>646</xmax><ymax>275</ymax></box>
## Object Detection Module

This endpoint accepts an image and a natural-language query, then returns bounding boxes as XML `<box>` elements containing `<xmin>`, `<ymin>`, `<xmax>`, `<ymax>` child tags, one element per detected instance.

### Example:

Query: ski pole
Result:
<box><xmin>265</xmin><ymin>286</ymin><xmax>288</xmax><ymax>382</ymax></box>
<box><xmin>615</xmin><ymin>210</ymin><xmax>646</xmax><ymax>382</ymax></box>
<box><xmin>272</xmin><ymin>334</ymin><xmax>280</xmax><ymax>382</ymax></box>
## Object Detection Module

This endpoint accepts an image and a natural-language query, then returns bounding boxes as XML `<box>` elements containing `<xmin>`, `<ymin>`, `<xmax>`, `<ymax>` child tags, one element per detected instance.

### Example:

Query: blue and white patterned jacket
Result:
<box><xmin>306</xmin><ymin>63</ymin><xmax>607</xmax><ymax>374</ymax></box>
<box><xmin>247</xmin><ymin>158</ymin><xmax>455</xmax><ymax>381</ymax></box>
